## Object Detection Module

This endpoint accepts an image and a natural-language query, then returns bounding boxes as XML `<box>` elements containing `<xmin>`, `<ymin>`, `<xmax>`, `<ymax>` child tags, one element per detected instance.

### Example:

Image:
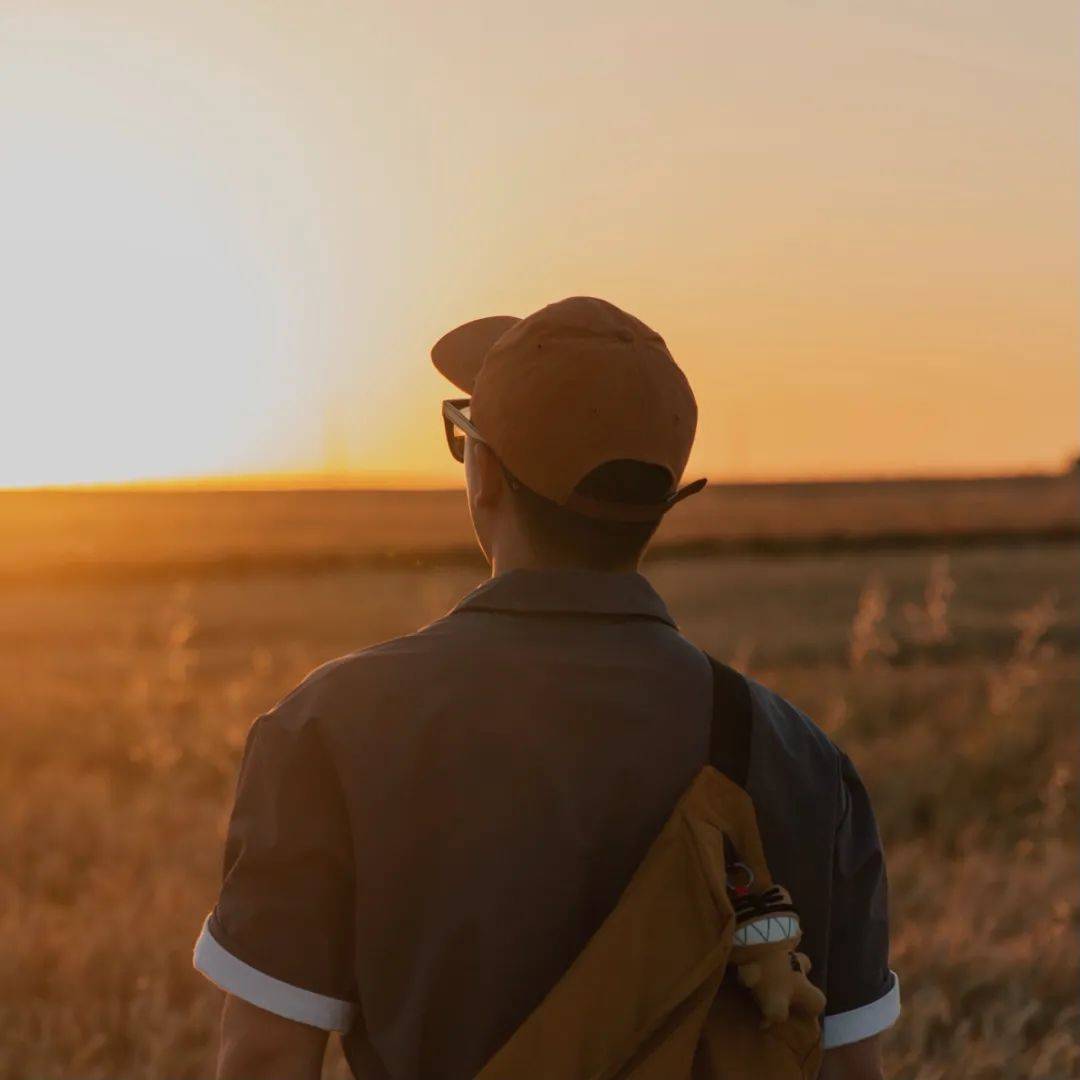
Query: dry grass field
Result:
<box><xmin>1</xmin><ymin>479</ymin><xmax>1078</xmax><ymax>1079</ymax></box>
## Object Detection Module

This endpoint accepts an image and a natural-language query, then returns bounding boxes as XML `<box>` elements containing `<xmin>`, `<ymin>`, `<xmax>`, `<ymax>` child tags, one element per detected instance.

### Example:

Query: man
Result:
<box><xmin>194</xmin><ymin>297</ymin><xmax>899</xmax><ymax>1079</ymax></box>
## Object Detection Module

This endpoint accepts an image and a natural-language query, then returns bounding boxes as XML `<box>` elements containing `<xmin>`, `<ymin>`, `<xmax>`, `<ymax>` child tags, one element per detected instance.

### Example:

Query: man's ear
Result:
<box><xmin>466</xmin><ymin>439</ymin><xmax>506</xmax><ymax>508</ymax></box>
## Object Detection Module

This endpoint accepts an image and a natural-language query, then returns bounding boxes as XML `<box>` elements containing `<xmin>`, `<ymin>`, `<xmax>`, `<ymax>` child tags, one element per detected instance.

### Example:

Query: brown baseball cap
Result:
<box><xmin>431</xmin><ymin>296</ymin><xmax>705</xmax><ymax>522</ymax></box>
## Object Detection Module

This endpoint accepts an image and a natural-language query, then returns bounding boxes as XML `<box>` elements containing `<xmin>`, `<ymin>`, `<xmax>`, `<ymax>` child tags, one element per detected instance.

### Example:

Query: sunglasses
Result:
<box><xmin>441</xmin><ymin>398</ymin><xmax>483</xmax><ymax>463</ymax></box>
<box><xmin>442</xmin><ymin>398</ymin><xmax>525</xmax><ymax>495</ymax></box>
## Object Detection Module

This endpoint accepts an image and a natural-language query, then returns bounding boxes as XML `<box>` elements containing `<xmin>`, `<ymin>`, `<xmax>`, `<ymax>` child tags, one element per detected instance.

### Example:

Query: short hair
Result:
<box><xmin>508</xmin><ymin>459</ymin><xmax>673</xmax><ymax>570</ymax></box>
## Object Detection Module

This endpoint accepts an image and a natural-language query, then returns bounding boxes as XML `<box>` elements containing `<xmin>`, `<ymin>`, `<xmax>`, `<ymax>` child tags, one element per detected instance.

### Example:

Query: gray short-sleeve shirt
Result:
<box><xmin>195</xmin><ymin>568</ymin><xmax>899</xmax><ymax>1078</ymax></box>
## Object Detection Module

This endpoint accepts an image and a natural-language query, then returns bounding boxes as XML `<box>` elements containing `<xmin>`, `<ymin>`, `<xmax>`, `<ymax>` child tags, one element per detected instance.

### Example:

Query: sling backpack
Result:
<box><xmin>475</xmin><ymin>657</ymin><xmax>825</xmax><ymax>1080</ymax></box>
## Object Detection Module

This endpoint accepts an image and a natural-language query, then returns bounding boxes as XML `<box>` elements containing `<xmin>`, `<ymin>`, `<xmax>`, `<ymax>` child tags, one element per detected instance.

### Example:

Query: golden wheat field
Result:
<box><xmin>2</xmin><ymin>479</ymin><xmax>1078</xmax><ymax>1079</ymax></box>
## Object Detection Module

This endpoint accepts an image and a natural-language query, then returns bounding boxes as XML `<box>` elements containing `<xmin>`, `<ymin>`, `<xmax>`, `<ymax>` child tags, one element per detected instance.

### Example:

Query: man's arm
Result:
<box><xmin>217</xmin><ymin>994</ymin><xmax>329</xmax><ymax>1080</ymax></box>
<box><xmin>819</xmin><ymin>1034</ymin><xmax>884</xmax><ymax>1080</ymax></box>
<box><xmin>193</xmin><ymin>706</ymin><xmax>359</xmax><ymax>1076</ymax></box>
<box><xmin>820</xmin><ymin>747</ymin><xmax>897</xmax><ymax>1076</ymax></box>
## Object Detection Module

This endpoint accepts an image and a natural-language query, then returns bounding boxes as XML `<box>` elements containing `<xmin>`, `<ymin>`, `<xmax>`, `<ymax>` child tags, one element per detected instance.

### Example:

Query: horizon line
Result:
<box><xmin>3</xmin><ymin>462</ymin><xmax>1076</xmax><ymax>496</ymax></box>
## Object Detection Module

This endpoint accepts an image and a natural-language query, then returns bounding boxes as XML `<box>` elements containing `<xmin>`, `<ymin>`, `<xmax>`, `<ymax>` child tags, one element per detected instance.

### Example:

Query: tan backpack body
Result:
<box><xmin>477</xmin><ymin>766</ymin><xmax>822</xmax><ymax>1079</ymax></box>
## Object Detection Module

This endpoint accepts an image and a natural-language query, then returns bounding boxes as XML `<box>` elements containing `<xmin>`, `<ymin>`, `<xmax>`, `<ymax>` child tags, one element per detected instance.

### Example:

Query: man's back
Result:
<box><xmin>196</xmin><ymin>570</ymin><xmax>894</xmax><ymax>1079</ymax></box>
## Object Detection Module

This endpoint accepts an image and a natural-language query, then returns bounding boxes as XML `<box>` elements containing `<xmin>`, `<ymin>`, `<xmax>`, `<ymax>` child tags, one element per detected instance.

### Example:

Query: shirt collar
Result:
<box><xmin>451</xmin><ymin>568</ymin><xmax>678</xmax><ymax>628</ymax></box>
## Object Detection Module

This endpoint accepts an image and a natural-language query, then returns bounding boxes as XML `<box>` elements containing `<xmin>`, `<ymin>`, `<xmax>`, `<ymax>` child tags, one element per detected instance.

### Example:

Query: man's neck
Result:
<box><xmin>485</xmin><ymin>516</ymin><xmax>640</xmax><ymax>577</ymax></box>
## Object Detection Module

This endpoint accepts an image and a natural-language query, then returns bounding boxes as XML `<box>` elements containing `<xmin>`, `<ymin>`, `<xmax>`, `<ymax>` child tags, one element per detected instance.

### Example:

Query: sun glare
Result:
<box><xmin>1</xmin><ymin>13</ymin><xmax>330</xmax><ymax>488</ymax></box>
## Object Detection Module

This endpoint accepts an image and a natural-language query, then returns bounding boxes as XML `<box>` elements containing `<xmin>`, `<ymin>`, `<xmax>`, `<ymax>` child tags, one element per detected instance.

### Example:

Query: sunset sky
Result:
<box><xmin>1</xmin><ymin>1</ymin><xmax>1076</xmax><ymax>488</ymax></box>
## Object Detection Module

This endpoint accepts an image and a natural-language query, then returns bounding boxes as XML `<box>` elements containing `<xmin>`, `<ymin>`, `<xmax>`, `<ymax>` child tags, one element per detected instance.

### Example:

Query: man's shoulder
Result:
<box><xmin>743</xmin><ymin>675</ymin><xmax>842</xmax><ymax>783</ymax></box>
<box><xmin>261</xmin><ymin>615</ymin><xmax>468</xmax><ymax>725</ymax></box>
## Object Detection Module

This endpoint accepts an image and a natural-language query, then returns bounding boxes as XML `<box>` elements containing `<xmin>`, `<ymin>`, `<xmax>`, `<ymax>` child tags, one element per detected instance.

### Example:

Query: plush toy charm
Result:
<box><xmin>727</xmin><ymin>874</ymin><xmax>827</xmax><ymax>1028</ymax></box>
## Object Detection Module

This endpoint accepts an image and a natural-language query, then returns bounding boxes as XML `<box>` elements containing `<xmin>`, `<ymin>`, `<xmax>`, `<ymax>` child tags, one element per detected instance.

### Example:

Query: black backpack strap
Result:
<box><xmin>706</xmin><ymin>654</ymin><xmax>754</xmax><ymax>790</ymax></box>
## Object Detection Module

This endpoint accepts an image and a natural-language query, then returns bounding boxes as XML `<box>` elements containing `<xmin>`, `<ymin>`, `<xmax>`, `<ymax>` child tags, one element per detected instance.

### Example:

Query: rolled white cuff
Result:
<box><xmin>193</xmin><ymin>916</ymin><xmax>358</xmax><ymax>1032</ymax></box>
<box><xmin>822</xmin><ymin>971</ymin><xmax>901</xmax><ymax>1049</ymax></box>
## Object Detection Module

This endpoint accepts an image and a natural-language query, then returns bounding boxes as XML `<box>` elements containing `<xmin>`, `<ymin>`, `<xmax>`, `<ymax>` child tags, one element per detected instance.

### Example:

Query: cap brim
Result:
<box><xmin>431</xmin><ymin>315</ymin><xmax>519</xmax><ymax>393</ymax></box>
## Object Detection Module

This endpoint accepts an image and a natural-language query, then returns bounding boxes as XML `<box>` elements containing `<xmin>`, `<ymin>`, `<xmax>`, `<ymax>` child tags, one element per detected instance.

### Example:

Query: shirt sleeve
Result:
<box><xmin>193</xmin><ymin>697</ymin><xmax>359</xmax><ymax>1032</ymax></box>
<box><xmin>822</xmin><ymin>749</ymin><xmax>900</xmax><ymax>1049</ymax></box>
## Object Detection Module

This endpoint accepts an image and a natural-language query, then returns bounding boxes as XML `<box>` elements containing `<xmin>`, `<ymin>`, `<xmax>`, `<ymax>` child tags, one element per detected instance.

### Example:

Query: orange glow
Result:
<box><xmin>2</xmin><ymin>2</ymin><xmax>1076</xmax><ymax>488</ymax></box>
